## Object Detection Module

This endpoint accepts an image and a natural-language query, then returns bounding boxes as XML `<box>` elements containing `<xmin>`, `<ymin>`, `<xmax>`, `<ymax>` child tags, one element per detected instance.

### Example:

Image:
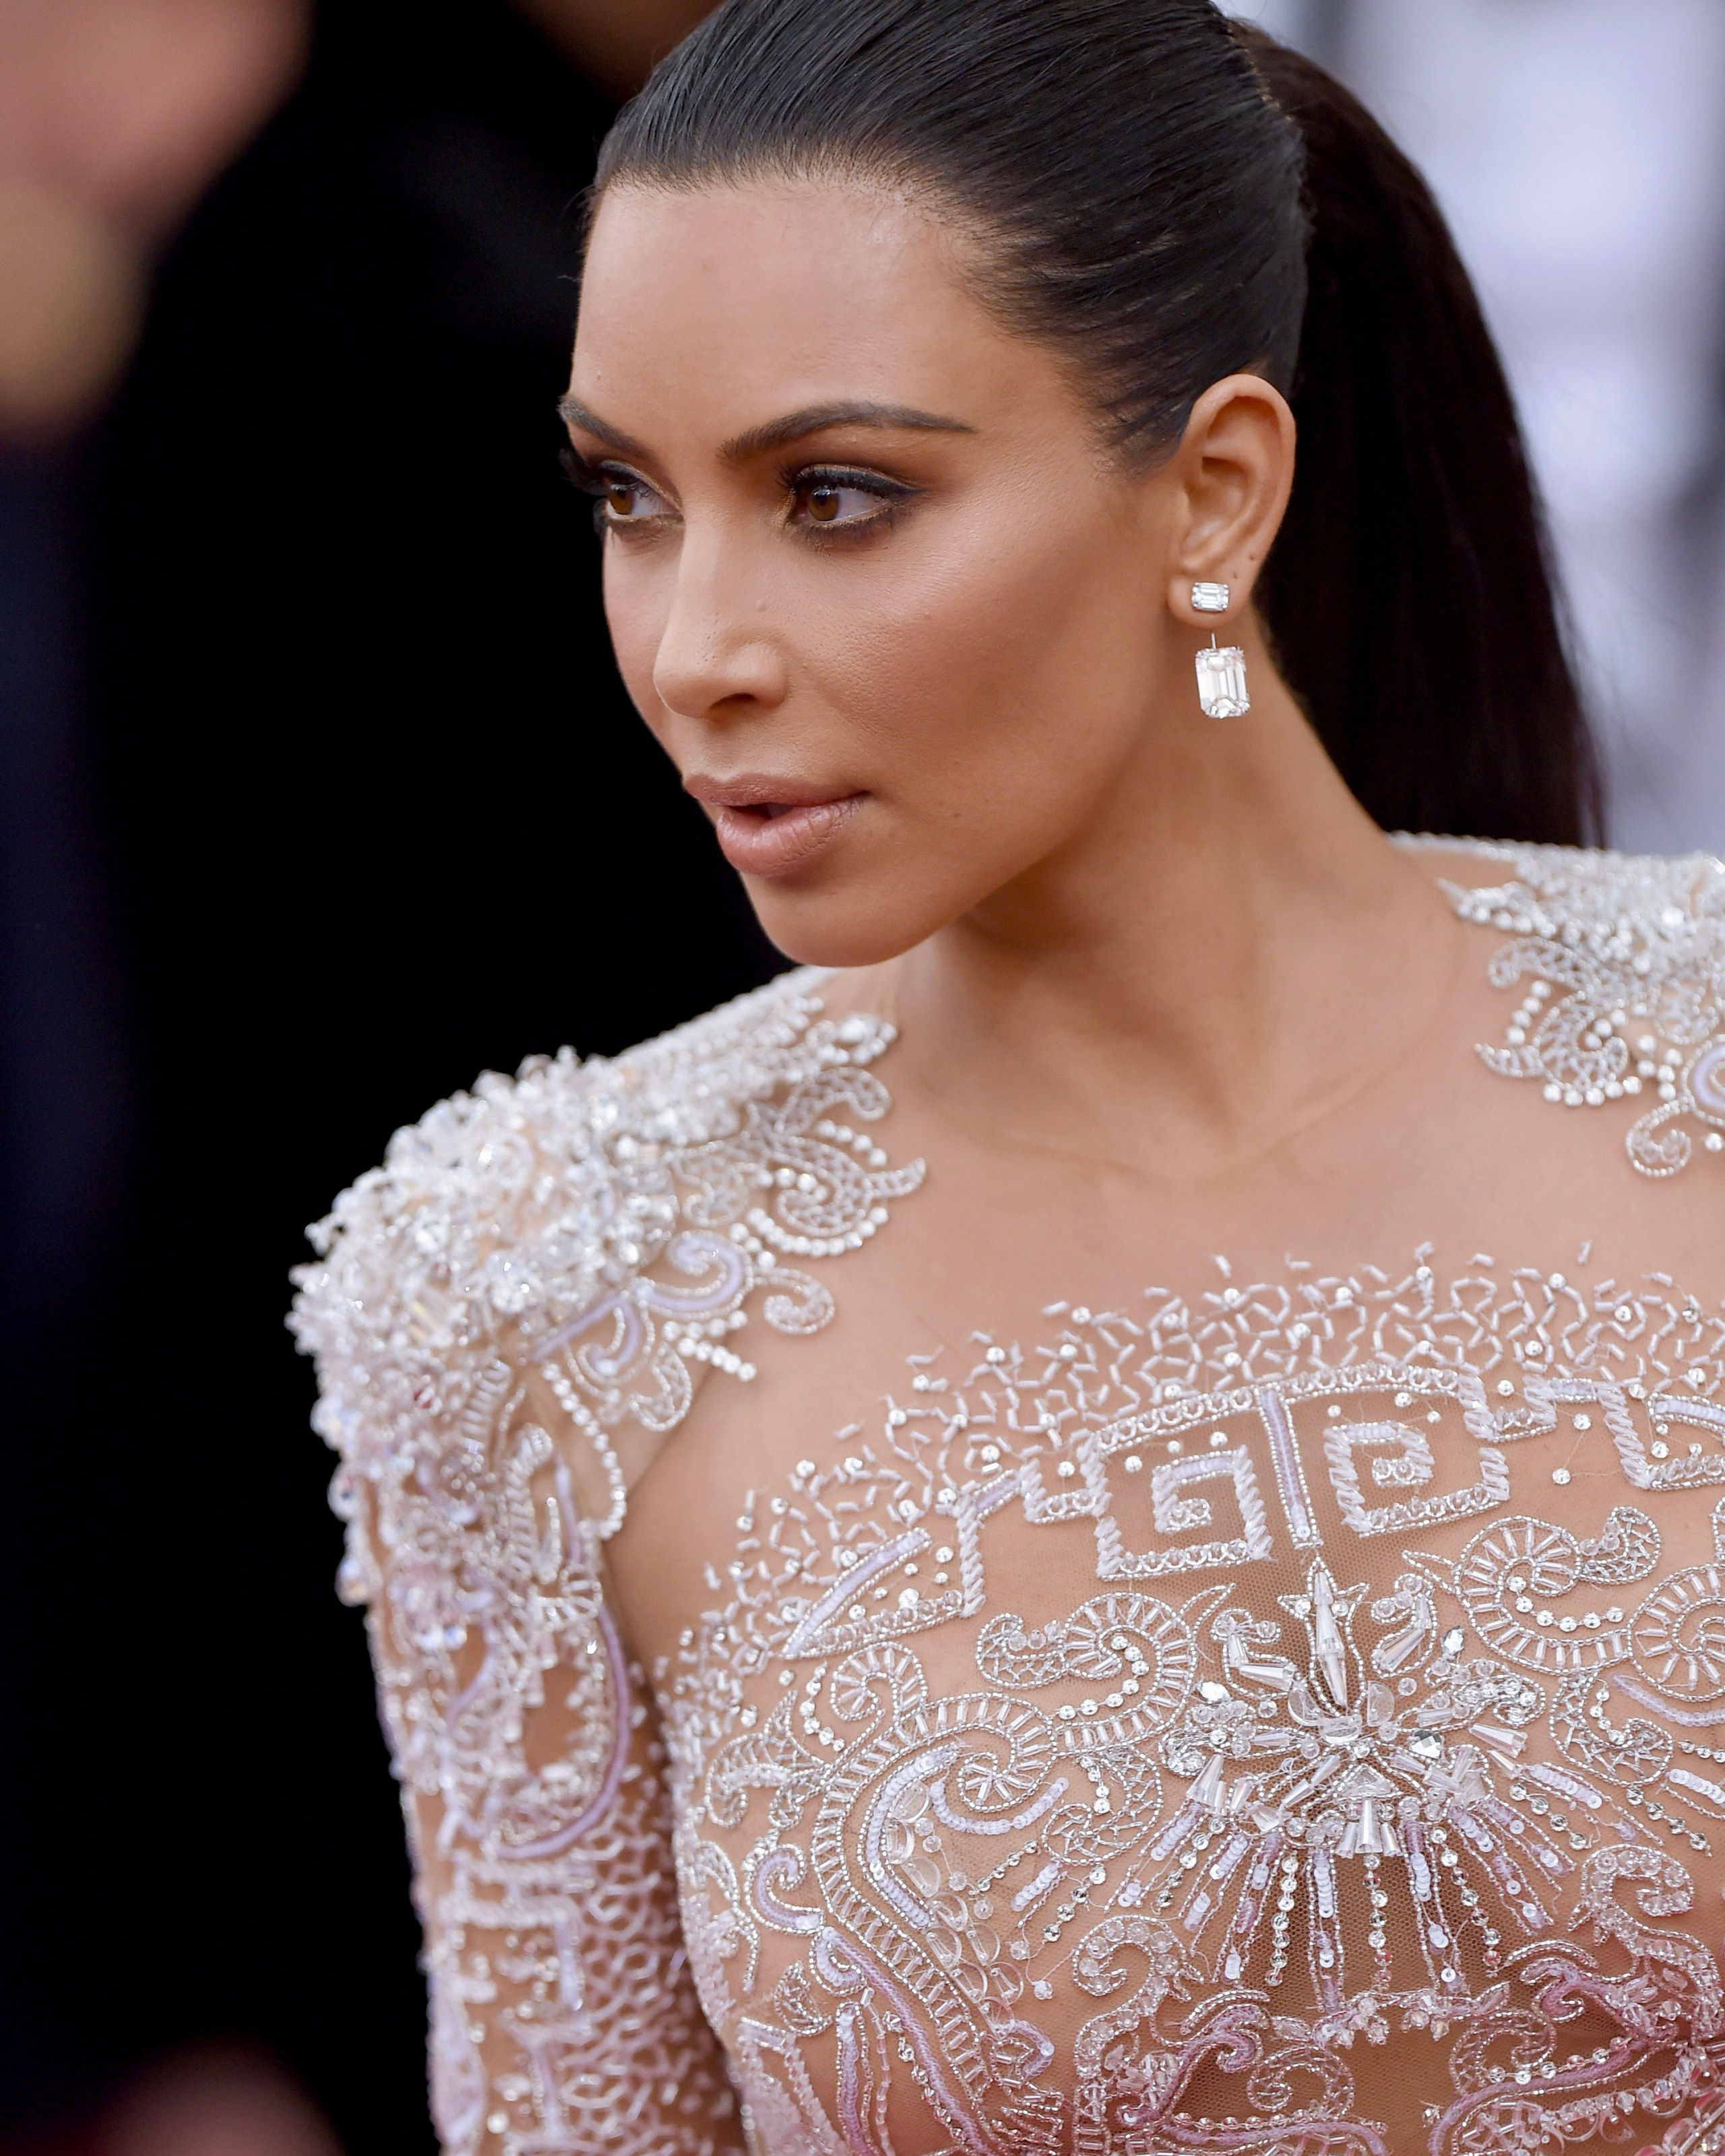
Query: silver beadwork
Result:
<box><xmin>1415</xmin><ymin>837</ymin><xmax>1725</xmax><ymax>1176</ymax></box>
<box><xmin>292</xmin><ymin>844</ymin><xmax>1725</xmax><ymax>2156</ymax></box>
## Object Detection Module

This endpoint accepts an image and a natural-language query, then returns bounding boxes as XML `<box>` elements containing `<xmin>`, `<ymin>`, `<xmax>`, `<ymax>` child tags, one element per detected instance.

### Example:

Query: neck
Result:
<box><xmin>884</xmin><ymin>627</ymin><xmax>1461</xmax><ymax>1180</ymax></box>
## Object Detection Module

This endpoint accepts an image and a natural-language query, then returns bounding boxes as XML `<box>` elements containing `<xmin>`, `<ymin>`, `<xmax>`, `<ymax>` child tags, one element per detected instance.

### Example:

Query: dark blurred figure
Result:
<box><xmin>1</xmin><ymin>0</ymin><xmax>310</xmax><ymax>1352</ymax></box>
<box><xmin>0</xmin><ymin>0</ymin><xmax>763</xmax><ymax>2147</ymax></box>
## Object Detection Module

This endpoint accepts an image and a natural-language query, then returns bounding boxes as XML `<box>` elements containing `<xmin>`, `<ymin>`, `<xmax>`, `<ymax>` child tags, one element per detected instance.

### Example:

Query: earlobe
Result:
<box><xmin>1164</xmin><ymin>372</ymin><xmax>1296</xmax><ymax>623</ymax></box>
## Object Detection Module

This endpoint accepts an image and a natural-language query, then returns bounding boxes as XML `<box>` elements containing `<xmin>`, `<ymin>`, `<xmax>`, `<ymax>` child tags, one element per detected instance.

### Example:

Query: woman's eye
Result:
<box><xmin>600</xmin><ymin>475</ymin><xmax>668</xmax><ymax>523</ymax></box>
<box><xmin>792</xmin><ymin>475</ymin><xmax>900</xmax><ymax>531</ymax></box>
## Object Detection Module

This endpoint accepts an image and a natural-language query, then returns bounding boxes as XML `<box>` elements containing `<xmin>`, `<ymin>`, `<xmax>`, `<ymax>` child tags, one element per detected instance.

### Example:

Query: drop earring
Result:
<box><xmin>1191</xmin><ymin>581</ymin><xmax>1250</xmax><ymax>718</ymax></box>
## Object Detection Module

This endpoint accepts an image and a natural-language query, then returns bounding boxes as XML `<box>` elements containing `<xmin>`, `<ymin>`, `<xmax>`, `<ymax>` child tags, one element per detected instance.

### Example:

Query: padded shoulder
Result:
<box><xmin>1408</xmin><ymin>836</ymin><xmax>1725</xmax><ymax>1176</ymax></box>
<box><xmin>289</xmin><ymin>969</ymin><xmax>924</xmax><ymax>1524</ymax></box>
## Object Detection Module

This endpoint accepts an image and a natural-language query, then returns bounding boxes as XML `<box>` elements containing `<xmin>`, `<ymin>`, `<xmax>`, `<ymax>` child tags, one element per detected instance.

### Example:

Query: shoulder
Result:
<box><xmin>1401</xmin><ymin>835</ymin><xmax>1725</xmax><ymax>1176</ymax></box>
<box><xmin>1400</xmin><ymin>831</ymin><xmax>1724</xmax><ymax>926</ymax></box>
<box><xmin>288</xmin><ymin>968</ymin><xmax>923</xmax><ymax>1476</ymax></box>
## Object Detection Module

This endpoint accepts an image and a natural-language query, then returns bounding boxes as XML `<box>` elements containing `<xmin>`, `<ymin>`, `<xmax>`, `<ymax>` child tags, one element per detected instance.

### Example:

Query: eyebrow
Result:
<box><xmin>557</xmin><ymin>396</ymin><xmax>652</xmax><ymax>459</ymax></box>
<box><xmin>557</xmin><ymin>393</ymin><xmax>974</xmax><ymax>466</ymax></box>
<box><xmin>719</xmin><ymin>402</ymin><xmax>974</xmax><ymax>462</ymax></box>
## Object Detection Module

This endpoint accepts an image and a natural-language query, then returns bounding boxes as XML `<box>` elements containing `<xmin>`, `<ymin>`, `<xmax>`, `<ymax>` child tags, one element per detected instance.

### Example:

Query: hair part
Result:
<box><xmin>595</xmin><ymin>0</ymin><xmax>1600</xmax><ymax>845</ymax></box>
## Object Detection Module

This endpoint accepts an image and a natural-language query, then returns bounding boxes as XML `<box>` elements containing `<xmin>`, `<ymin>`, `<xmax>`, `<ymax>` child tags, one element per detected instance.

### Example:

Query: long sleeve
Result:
<box><xmin>290</xmin><ymin>1067</ymin><xmax>747</xmax><ymax>2156</ymax></box>
<box><xmin>289</xmin><ymin>985</ymin><xmax>920</xmax><ymax>2155</ymax></box>
<box><xmin>330</xmin><ymin>1363</ymin><xmax>737</xmax><ymax>2156</ymax></box>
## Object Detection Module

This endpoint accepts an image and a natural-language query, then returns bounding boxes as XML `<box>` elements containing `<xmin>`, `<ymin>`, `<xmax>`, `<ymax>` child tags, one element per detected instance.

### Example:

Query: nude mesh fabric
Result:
<box><xmin>292</xmin><ymin>841</ymin><xmax>1725</xmax><ymax>2156</ymax></box>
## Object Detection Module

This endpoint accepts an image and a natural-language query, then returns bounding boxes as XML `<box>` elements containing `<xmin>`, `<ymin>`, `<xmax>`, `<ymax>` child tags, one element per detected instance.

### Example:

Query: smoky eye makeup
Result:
<box><xmin>560</xmin><ymin>441</ymin><xmax>924</xmax><ymax>542</ymax></box>
<box><xmin>560</xmin><ymin>443</ymin><xmax>608</xmax><ymax>497</ymax></box>
<box><xmin>786</xmin><ymin>464</ymin><xmax>921</xmax><ymax>540</ymax></box>
<box><xmin>562</xmin><ymin>446</ymin><xmax>677</xmax><ymax>534</ymax></box>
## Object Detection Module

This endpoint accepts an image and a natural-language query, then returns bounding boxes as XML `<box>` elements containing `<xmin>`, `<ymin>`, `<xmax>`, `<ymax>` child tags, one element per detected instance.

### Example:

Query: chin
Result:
<box><xmin>743</xmin><ymin>879</ymin><xmax>947</xmax><ymax>972</ymax></box>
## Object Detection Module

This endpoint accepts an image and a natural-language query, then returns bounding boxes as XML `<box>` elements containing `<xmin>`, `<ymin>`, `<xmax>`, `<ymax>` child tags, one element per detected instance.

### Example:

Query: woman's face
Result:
<box><xmin>569</xmin><ymin>180</ymin><xmax>1247</xmax><ymax>966</ymax></box>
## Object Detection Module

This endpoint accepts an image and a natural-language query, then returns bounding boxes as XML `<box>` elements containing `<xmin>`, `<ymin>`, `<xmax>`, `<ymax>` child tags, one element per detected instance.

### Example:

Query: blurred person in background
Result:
<box><xmin>1</xmin><ymin>1</ymin><xmax>313</xmax><ymax>2137</ymax></box>
<box><xmin>0</xmin><ymin>0</ymin><xmax>307</xmax><ymax>1416</ymax></box>
<box><xmin>1</xmin><ymin>1</ymin><xmax>751</xmax><ymax>2150</ymax></box>
<box><xmin>96</xmin><ymin>2051</ymin><xmax>340</xmax><ymax>2156</ymax></box>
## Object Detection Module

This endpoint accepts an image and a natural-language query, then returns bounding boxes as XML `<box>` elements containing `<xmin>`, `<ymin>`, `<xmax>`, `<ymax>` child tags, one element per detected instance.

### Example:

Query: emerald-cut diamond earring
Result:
<box><xmin>1191</xmin><ymin>581</ymin><xmax>1249</xmax><ymax>716</ymax></box>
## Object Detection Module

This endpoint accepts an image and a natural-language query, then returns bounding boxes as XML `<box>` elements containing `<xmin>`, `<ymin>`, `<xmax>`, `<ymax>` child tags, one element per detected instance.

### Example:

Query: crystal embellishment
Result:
<box><xmin>1406</xmin><ymin>837</ymin><xmax>1725</xmax><ymax>1176</ymax></box>
<box><xmin>1196</xmin><ymin>639</ymin><xmax>1250</xmax><ymax>718</ymax></box>
<box><xmin>291</xmin><ymin>845</ymin><xmax>1725</xmax><ymax>2156</ymax></box>
<box><xmin>1191</xmin><ymin>579</ymin><xmax>1231</xmax><ymax>613</ymax></box>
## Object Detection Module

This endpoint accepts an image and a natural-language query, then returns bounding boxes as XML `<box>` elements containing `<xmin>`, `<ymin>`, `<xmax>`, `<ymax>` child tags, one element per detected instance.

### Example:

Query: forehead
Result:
<box><xmin>573</xmin><ymin>180</ymin><xmax>1054</xmax><ymax>443</ymax></box>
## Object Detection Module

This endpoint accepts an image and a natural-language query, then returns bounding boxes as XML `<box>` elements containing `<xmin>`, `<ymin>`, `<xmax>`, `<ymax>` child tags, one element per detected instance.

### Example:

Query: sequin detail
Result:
<box><xmin>1415</xmin><ymin>837</ymin><xmax>1725</xmax><ymax>1176</ymax></box>
<box><xmin>294</xmin><ymin>844</ymin><xmax>1725</xmax><ymax>2156</ymax></box>
<box><xmin>290</xmin><ymin>974</ymin><xmax>924</xmax><ymax>2155</ymax></box>
<box><xmin>672</xmin><ymin>1258</ymin><xmax>1725</xmax><ymax>2156</ymax></box>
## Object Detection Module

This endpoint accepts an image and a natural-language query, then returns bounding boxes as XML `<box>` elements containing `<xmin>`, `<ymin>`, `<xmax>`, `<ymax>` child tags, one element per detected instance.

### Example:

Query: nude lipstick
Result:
<box><xmin>685</xmin><ymin>774</ymin><xmax>864</xmax><ymax>878</ymax></box>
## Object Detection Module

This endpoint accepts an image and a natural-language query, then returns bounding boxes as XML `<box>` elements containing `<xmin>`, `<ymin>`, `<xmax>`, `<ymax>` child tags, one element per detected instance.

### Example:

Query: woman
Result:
<box><xmin>292</xmin><ymin>5</ymin><xmax>1725</xmax><ymax>2151</ymax></box>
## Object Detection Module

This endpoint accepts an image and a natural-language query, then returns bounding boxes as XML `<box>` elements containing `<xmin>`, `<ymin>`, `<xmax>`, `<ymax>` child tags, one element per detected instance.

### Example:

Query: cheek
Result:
<box><xmin>811</xmin><ymin>490</ymin><xmax>1158</xmax><ymax>813</ymax></box>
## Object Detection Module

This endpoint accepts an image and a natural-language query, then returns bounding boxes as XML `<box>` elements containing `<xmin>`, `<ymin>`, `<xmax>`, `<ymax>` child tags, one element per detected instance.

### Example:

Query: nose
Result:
<box><xmin>651</xmin><ymin>528</ymin><xmax>789</xmax><ymax>720</ymax></box>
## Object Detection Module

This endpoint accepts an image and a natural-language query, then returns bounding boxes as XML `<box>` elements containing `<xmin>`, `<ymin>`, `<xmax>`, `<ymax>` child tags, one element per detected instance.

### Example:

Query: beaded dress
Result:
<box><xmin>292</xmin><ymin>840</ymin><xmax>1725</xmax><ymax>2156</ymax></box>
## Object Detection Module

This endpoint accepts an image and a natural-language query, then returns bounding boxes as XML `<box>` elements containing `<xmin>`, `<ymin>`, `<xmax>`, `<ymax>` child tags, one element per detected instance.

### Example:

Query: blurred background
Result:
<box><xmin>0</xmin><ymin>1</ymin><xmax>1721</xmax><ymax>2149</ymax></box>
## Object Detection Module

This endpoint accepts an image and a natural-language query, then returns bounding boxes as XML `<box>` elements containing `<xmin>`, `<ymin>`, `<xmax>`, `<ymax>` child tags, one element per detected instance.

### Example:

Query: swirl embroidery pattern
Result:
<box><xmin>292</xmin><ymin>844</ymin><xmax>1725</xmax><ymax>2156</ymax></box>
<box><xmin>667</xmin><ymin>1261</ymin><xmax>1725</xmax><ymax>2156</ymax></box>
<box><xmin>1414</xmin><ymin>838</ymin><xmax>1725</xmax><ymax>1178</ymax></box>
<box><xmin>290</xmin><ymin>976</ymin><xmax>924</xmax><ymax>2155</ymax></box>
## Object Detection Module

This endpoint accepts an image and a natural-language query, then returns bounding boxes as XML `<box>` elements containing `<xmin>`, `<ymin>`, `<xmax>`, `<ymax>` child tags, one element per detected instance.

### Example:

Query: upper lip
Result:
<box><xmin>684</xmin><ymin>772</ymin><xmax>859</xmax><ymax>809</ymax></box>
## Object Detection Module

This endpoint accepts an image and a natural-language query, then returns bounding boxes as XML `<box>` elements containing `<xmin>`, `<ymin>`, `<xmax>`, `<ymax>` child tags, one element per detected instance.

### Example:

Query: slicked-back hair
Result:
<box><xmin>596</xmin><ymin>0</ymin><xmax>1600</xmax><ymax>845</ymax></box>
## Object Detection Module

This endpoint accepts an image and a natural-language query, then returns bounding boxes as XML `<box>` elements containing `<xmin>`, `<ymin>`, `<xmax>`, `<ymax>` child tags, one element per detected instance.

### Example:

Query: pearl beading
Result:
<box><xmin>292</xmin><ymin>842</ymin><xmax>1725</xmax><ymax>2156</ymax></box>
<box><xmin>1411</xmin><ymin>835</ymin><xmax>1725</xmax><ymax>1176</ymax></box>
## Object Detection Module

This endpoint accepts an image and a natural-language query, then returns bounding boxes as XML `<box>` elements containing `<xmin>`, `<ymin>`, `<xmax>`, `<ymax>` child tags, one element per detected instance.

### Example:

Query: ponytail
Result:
<box><xmin>1238</xmin><ymin>26</ymin><xmax>1601</xmax><ymax>844</ymax></box>
<box><xmin>600</xmin><ymin>0</ymin><xmax>1601</xmax><ymax>846</ymax></box>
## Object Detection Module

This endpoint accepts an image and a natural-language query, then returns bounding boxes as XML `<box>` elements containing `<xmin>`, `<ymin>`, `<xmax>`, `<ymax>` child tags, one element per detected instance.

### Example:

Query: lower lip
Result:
<box><xmin>710</xmin><ymin>796</ymin><xmax>864</xmax><ymax>878</ymax></box>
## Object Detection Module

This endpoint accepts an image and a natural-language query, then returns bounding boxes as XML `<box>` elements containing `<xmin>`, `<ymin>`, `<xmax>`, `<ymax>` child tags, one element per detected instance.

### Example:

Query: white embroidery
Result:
<box><xmin>296</xmin><ymin>844</ymin><xmax>1725</xmax><ymax>2156</ymax></box>
<box><xmin>1325</xmin><ymin>1417</ymin><xmax>1511</xmax><ymax>1537</ymax></box>
<box><xmin>1414</xmin><ymin>835</ymin><xmax>1725</xmax><ymax>1176</ymax></box>
<box><xmin>291</xmin><ymin>974</ymin><xmax>924</xmax><ymax>2155</ymax></box>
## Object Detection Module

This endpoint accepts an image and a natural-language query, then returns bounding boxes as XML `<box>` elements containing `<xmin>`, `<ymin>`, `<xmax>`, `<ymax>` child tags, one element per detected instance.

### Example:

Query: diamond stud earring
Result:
<box><xmin>1189</xmin><ymin>579</ymin><xmax>1250</xmax><ymax>717</ymax></box>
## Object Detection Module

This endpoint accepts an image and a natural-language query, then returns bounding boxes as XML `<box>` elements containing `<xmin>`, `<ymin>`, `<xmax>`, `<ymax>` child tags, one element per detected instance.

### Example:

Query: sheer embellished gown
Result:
<box><xmin>292</xmin><ymin>840</ymin><xmax>1725</xmax><ymax>2156</ymax></box>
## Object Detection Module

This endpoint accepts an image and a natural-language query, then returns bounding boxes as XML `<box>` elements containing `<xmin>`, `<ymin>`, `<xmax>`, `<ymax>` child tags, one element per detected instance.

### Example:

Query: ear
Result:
<box><xmin>1160</xmin><ymin>374</ymin><xmax>1296</xmax><ymax>631</ymax></box>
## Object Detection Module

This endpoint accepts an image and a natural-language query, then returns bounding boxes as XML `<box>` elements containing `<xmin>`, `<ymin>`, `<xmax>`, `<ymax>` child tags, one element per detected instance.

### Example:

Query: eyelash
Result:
<box><xmin>561</xmin><ymin>448</ymin><xmax>917</xmax><ymax>545</ymax></box>
<box><xmin>784</xmin><ymin>466</ymin><xmax>916</xmax><ymax>544</ymax></box>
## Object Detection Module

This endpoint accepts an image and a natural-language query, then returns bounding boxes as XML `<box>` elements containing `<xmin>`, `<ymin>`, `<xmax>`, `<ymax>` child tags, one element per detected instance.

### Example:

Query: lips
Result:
<box><xmin>686</xmin><ymin>775</ymin><xmax>865</xmax><ymax>879</ymax></box>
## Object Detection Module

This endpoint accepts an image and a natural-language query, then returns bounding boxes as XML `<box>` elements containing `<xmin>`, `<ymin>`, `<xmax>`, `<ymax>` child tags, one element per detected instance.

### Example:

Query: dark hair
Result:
<box><xmin>596</xmin><ymin>0</ymin><xmax>1600</xmax><ymax>845</ymax></box>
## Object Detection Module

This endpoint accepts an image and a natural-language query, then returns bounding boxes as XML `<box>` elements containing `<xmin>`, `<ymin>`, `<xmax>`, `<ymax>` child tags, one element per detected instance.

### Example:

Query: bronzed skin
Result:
<box><xmin>563</xmin><ymin>173</ymin><xmax>1716</xmax><ymax>1495</ymax></box>
<box><xmin>567</xmin><ymin>181</ymin><xmax>1457</xmax><ymax>1171</ymax></box>
<box><xmin>564</xmin><ymin>176</ymin><xmax>1719</xmax><ymax>2143</ymax></box>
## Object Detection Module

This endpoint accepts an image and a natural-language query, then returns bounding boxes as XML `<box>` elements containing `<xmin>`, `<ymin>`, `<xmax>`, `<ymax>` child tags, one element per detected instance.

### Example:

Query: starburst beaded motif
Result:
<box><xmin>292</xmin><ymin>842</ymin><xmax>1725</xmax><ymax>2156</ymax></box>
<box><xmin>672</xmin><ymin>1250</ymin><xmax>1725</xmax><ymax>2156</ymax></box>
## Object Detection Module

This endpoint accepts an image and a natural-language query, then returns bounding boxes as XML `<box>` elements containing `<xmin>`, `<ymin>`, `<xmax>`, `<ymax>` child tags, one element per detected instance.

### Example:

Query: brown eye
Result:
<box><xmin>791</xmin><ymin>474</ymin><xmax>903</xmax><ymax>531</ymax></box>
<box><xmin>606</xmin><ymin>478</ymin><xmax>637</xmax><ymax>517</ymax></box>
